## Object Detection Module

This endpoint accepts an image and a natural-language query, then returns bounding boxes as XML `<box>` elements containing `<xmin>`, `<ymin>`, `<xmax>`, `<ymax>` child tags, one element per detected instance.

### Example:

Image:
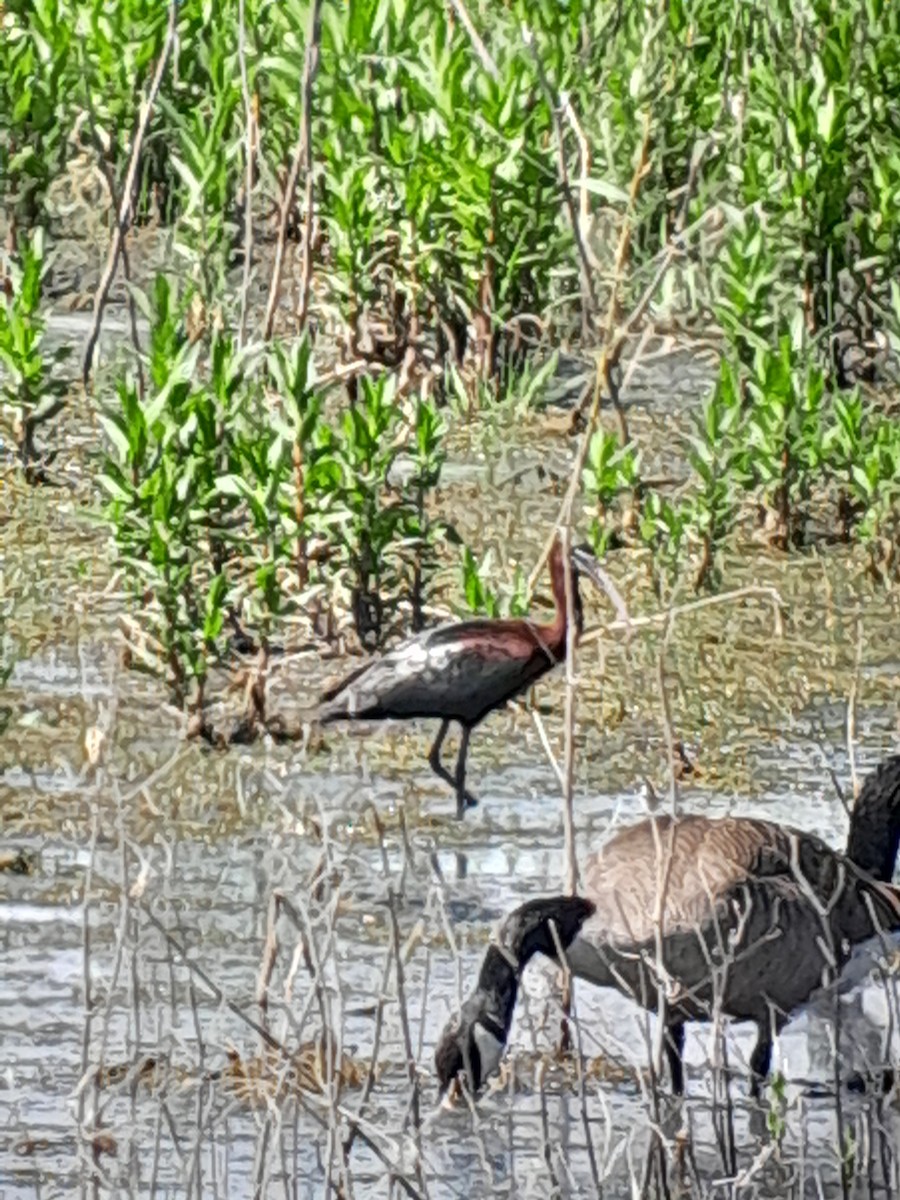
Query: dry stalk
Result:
<box><xmin>138</xmin><ymin>903</ymin><xmax>427</xmax><ymax>1200</ymax></box>
<box><xmin>694</xmin><ymin>873</ymin><xmax>750</xmax><ymax>1175</ymax></box>
<box><xmin>263</xmin><ymin>881</ymin><xmax>353</xmax><ymax>1195</ymax></box>
<box><xmin>561</xmin><ymin>522</ymin><xmax>580</xmax><ymax>896</ymax></box>
<box><xmin>262</xmin><ymin>0</ymin><xmax>323</xmax><ymax>341</ymax></box>
<box><xmin>185</xmin><ymin>1076</ymin><xmax>218</xmax><ymax>1199</ymax></box>
<box><xmin>525</xmin><ymin>35</ymin><xmax>597</xmax><ymax>339</ymax></box>
<box><xmin>267</xmin><ymin>891</ymin><xmax>333</xmax><ymax>1051</ymax></box>
<box><xmin>251</xmin><ymin>1111</ymin><xmax>274</xmax><ymax>1200</ymax></box>
<box><xmin>368</xmin><ymin>805</ymin><xmax>425</xmax><ymax>1191</ymax></box>
<box><xmin>79</xmin><ymin>80</ymin><xmax>146</xmax><ymax>399</ymax></box>
<box><xmin>847</xmin><ymin>616</ymin><xmax>863</xmax><ymax>799</ymax></box>
<box><xmin>447</xmin><ymin>0</ymin><xmax>500</xmax><ymax>79</ymax></box>
<box><xmin>82</xmin><ymin>1</ymin><xmax>178</xmax><ymax>387</ymax></box>
<box><xmin>530</xmin><ymin>708</ymin><xmax>565</xmax><ymax>789</ymax></box>
<box><xmin>535</xmin><ymin>1057</ymin><xmax>563</xmax><ymax>1196</ymax></box>
<box><xmin>646</xmin><ymin>800</ymin><xmax>678</xmax><ymax>1159</ymax></box>
<box><xmin>786</xmin><ymin>836</ymin><xmax>853</xmax><ymax>1199</ymax></box>
<box><xmin>237</xmin><ymin>0</ymin><xmax>257</xmax><ymax>347</ymax></box>
<box><xmin>300</xmin><ymin>902</ymin><xmax>349</xmax><ymax>1195</ymax></box>
<box><xmin>562</xmin><ymin>96</ymin><xmax>594</xmax><ymax>269</ymax></box>
<box><xmin>625</xmin><ymin>620</ymin><xmax>690</xmax><ymax>1193</ymax></box>
<box><xmin>579</xmin><ymin>583</ymin><xmax>786</xmax><ymax>646</ymax></box>
<box><xmin>342</xmin><ymin>939</ymin><xmax>393</xmax><ymax>1159</ymax></box>
<box><xmin>532</xmin><ymin>105</ymin><xmax>660</xmax><ymax>902</ymax></box>
<box><xmin>655</xmin><ymin>632</ymin><xmax>681</xmax><ymax>819</ymax></box>
<box><xmin>77</xmin><ymin>800</ymin><xmax>101</xmax><ymax>1200</ymax></box>
<box><xmin>466</xmin><ymin>107</ymin><xmax>697</xmax><ymax>1042</ymax></box>
<box><xmin>294</xmin><ymin>56</ymin><xmax>318</xmax><ymax>333</ymax></box>
<box><xmin>547</xmin><ymin>921</ymin><xmax>604</xmax><ymax>1193</ymax></box>
<box><xmin>256</xmin><ymin>890</ymin><xmax>282</xmax><ymax>1033</ymax></box>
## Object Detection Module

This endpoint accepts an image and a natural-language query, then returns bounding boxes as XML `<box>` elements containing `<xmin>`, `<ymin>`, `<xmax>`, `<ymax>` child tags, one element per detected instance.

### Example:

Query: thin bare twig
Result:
<box><xmin>262</xmin><ymin>0</ymin><xmax>323</xmax><ymax>341</ymax></box>
<box><xmin>530</xmin><ymin>708</ymin><xmax>566</xmax><ymax>789</ymax></box>
<box><xmin>78</xmin><ymin>79</ymin><xmax>146</xmax><ymax>399</ymax></box>
<box><xmin>578</xmin><ymin>583</ymin><xmax>786</xmax><ymax>644</ymax></box>
<box><xmin>847</xmin><ymin>616</ymin><xmax>863</xmax><ymax>799</ymax></box>
<box><xmin>82</xmin><ymin>1</ymin><xmax>178</xmax><ymax>387</ymax></box>
<box><xmin>294</xmin><ymin>29</ymin><xmax>320</xmax><ymax>333</ymax></box>
<box><xmin>545</xmin><ymin>111</ymin><xmax>657</xmax><ymax>898</ymax></box>
<box><xmin>77</xmin><ymin>801</ymin><xmax>101</xmax><ymax>1200</ymax></box>
<box><xmin>447</xmin><ymin>0</ymin><xmax>500</xmax><ymax>80</ymax></box>
<box><xmin>526</xmin><ymin>36</ymin><xmax>597</xmax><ymax>338</ymax></box>
<box><xmin>368</xmin><ymin>806</ymin><xmax>426</xmax><ymax>1192</ymax></box>
<box><xmin>237</xmin><ymin>0</ymin><xmax>257</xmax><ymax>347</ymax></box>
<box><xmin>255</xmin><ymin>891</ymin><xmax>281</xmax><ymax>1033</ymax></box>
<box><xmin>547</xmin><ymin>922</ymin><xmax>603</xmax><ymax>1192</ymax></box>
<box><xmin>342</xmin><ymin>940</ymin><xmax>393</xmax><ymax>1160</ymax></box>
<box><xmin>525</xmin><ymin>108</ymin><xmax>659</xmax><ymax>604</ymax></box>
<box><xmin>139</xmin><ymin>903</ymin><xmax>427</xmax><ymax>1200</ymax></box>
<box><xmin>562</xmin><ymin>97</ymin><xmax>595</xmax><ymax>269</ymax></box>
<box><xmin>561</xmin><ymin>523</ymin><xmax>580</xmax><ymax>895</ymax></box>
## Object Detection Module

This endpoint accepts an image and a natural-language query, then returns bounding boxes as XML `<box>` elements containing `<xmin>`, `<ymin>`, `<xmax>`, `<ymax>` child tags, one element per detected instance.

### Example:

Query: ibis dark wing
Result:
<box><xmin>318</xmin><ymin>618</ymin><xmax>562</xmax><ymax>723</ymax></box>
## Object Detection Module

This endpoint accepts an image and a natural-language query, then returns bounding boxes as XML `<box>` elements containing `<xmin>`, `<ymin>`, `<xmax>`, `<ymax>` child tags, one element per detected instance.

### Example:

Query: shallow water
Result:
<box><xmin>2</xmin><ymin>312</ymin><xmax>900</xmax><ymax>1198</ymax></box>
<box><xmin>3</xmin><ymin>638</ymin><xmax>900</xmax><ymax>1199</ymax></box>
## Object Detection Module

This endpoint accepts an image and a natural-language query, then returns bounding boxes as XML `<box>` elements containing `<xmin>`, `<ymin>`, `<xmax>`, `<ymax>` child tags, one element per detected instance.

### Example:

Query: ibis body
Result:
<box><xmin>318</xmin><ymin>540</ymin><xmax>608</xmax><ymax>818</ymax></box>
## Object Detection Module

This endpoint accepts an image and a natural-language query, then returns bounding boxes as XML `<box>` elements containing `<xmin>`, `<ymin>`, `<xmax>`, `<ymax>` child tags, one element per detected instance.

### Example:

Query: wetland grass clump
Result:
<box><xmin>584</xmin><ymin>331</ymin><xmax>900</xmax><ymax>594</ymax></box>
<box><xmin>99</xmin><ymin>274</ymin><xmax>454</xmax><ymax>722</ymax></box>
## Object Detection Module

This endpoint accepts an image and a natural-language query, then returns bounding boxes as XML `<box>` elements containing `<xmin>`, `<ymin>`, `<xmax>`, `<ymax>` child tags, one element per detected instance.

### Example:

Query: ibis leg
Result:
<box><xmin>665</xmin><ymin>1021</ymin><xmax>686</xmax><ymax>1095</ymax></box>
<box><xmin>453</xmin><ymin>725</ymin><xmax>478</xmax><ymax>819</ymax></box>
<box><xmin>428</xmin><ymin>722</ymin><xmax>480</xmax><ymax>815</ymax></box>
<box><xmin>428</xmin><ymin>720</ymin><xmax>450</xmax><ymax>779</ymax></box>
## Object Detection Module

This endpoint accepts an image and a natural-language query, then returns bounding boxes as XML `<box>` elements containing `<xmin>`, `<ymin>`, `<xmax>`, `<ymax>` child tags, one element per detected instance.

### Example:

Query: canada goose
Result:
<box><xmin>436</xmin><ymin>755</ymin><xmax>900</xmax><ymax>1097</ymax></box>
<box><xmin>318</xmin><ymin>538</ymin><xmax>616</xmax><ymax>818</ymax></box>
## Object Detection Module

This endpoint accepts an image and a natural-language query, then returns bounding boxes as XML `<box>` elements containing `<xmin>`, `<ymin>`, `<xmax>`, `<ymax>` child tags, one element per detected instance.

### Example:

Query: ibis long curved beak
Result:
<box><xmin>571</xmin><ymin>544</ymin><xmax>631</xmax><ymax>629</ymax></box>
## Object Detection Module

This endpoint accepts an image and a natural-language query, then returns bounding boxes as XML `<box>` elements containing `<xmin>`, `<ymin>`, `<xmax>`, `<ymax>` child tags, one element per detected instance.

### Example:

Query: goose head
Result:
<box><xmin>435</xmin><ymin>895</ymin><xmax>596</xmax><ymax>1099</ymax></box>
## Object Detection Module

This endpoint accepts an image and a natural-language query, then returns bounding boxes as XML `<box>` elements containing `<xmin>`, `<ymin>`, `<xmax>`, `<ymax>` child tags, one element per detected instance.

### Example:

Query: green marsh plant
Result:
<box><xmin>99</xmin><ymin>277</ymin><xmax>230</xmax><ymax>707</ymax></box>
<box><xmin>100</xmin><ymin>275</ymin><xmax>455</xmax><ymax>715</ymax></box>
<box><xmin>460</xmin><ymin>546</ymin><xmax>529</xmax><ymax>620</ymax></box>
<box><xmin>322</xmin><ymin>374</ymin><xmax>451</xmax><ymax>647</ymax></box>
<box><xmin>0</xmin><ymin>228</ymin><xmax>70</xmax><ymax>482</ymax></box>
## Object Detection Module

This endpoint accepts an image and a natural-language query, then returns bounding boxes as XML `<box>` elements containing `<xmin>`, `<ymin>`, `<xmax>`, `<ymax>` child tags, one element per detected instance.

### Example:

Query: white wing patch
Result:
<box><xmin>385</xmin><ymin>637</ymin><xmax>457</xmax><ymax>678</ymax></box>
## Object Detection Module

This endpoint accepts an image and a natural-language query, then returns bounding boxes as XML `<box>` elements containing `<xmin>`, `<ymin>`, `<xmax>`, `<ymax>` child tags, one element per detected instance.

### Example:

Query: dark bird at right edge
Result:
<box><xmin>436</xmin><ymin>755</ymin><xmax>900</xmax><ymax>1098</ymax></box>
<box><xmin>317</xmin><ymin>537</ymin><xmax>619</xmax><ymax>819</ymax></box>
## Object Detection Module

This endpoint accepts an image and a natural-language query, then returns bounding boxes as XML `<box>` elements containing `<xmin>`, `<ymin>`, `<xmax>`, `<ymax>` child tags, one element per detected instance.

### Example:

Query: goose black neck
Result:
<box><xmin>477</xmin><ymin>895</ymin><xmax>597</xmax><ymax>1034</ymax></box>
<box><xmin>845</xmin><ymin>756</ymin><xmax>900</xmax><ymax>881</ymax></box>
<box><xmin>476</xmin><ymin>947</ymin><xmax>520</xmax><ymax>1039</ymax></box>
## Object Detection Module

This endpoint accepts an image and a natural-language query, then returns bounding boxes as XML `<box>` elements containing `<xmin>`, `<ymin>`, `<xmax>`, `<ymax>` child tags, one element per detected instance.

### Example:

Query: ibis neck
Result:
<box><xmin>844</xmin><ymin>756</ymin><xmax>900</xmax><ymax>881</ymax></box>
<box><xmin>547</xmin><ymin>546</ymin><xmax>584</xmax><ymax>654</ymax></box>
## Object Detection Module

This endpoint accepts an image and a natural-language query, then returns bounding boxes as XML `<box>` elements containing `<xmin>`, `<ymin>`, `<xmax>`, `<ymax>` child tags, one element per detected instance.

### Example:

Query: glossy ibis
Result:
<box><xmin>318</xmin><ymin>538</ymin><xmax>613</xmax><ymax>819</ymax></box>
<box><xmin>436</xmin><ymin>755</ymin><xmax>900</xmax><ymax>1097</ymax></box>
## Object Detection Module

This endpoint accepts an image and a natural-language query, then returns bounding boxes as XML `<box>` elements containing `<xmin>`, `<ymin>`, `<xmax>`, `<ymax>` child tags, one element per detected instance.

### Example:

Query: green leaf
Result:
<box><xmin>577</xmin><ymin>177</ymin><xmax>631</xmax><ymax>205</ymax></box>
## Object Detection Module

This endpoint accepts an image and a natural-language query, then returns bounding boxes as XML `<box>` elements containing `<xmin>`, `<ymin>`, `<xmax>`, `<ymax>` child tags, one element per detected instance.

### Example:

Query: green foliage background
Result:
<box><xmin>2</xmin><ymin>0</ymin><xmax>900</xmax><ymax>704</ymax></box>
